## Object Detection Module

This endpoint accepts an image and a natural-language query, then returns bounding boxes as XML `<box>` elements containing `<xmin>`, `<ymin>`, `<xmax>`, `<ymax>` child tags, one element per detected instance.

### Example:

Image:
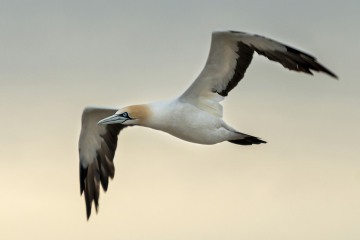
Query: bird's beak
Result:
<box><xmin>98</xmin><ymin>115</ymin><xmax>127</xmax><ymax>125</ymax></box>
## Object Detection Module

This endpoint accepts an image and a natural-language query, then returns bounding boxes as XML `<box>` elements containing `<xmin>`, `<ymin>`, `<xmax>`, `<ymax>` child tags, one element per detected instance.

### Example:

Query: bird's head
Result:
<box><xmin>98</xmin><ymin>104</ymin><xmax>151</xmax><ymax>126</ymax></box>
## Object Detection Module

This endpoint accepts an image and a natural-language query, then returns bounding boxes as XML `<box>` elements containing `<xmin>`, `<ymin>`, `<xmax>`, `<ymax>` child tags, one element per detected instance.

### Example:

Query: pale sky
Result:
<box><xmin>1</xmin><ymin>1</ymin><xmax>360</xmax><ymax>239</ymax></box>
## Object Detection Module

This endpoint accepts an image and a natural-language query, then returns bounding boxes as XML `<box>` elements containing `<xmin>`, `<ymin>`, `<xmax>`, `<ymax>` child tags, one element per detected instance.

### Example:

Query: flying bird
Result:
<box><xmin>78</xmin><ymin>31</ymin><xmax>337</xmax><ymax>219</ymax></box>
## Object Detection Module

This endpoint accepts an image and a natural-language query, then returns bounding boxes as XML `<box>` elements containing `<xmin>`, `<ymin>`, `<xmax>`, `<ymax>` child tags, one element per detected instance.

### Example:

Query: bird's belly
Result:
<box><xmin>166</xmin><ymin>127</ymin><xmax>224</xmax><ymax>145</ymax></box>
<box><xmin>159</xmin><ymin>117</ymin><xmax>231</xmax><ymax>145</ymax></box>
<box><xmin>146</xmin><ymin>100</ymin><xmax>234</xmax><ymax>145</ymax></box>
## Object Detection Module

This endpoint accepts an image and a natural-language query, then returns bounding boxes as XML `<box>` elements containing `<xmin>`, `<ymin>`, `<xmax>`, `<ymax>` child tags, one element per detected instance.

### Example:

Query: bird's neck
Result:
<box><xmin>141</xmin><ymin>99</ymin><xmax>176</xmax><ymax>130</ymax></box>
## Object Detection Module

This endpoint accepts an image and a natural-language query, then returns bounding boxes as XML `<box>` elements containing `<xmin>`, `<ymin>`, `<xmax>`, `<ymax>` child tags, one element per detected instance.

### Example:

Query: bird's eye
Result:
<box><xmin>121</xmin><ymin>112</ymin><xmax>129</xmax><ymax>118</ymax></box>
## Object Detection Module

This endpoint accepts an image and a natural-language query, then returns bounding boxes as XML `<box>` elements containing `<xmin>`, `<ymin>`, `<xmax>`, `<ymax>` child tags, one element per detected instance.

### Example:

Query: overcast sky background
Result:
<box><xmin>1</xmin><ymin>1</ymin><xmax>359</xmax><ymax>239</ymax></box>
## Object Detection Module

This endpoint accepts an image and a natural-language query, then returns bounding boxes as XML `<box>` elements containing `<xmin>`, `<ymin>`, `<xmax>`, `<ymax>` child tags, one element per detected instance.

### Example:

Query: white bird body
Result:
<box><xmin>78</xmin><ymin>30</ymin><xmax>337</xmax><ymax>219</ymax></box>
<box><xmin>142</xmin><ymin>99</ymin><xmax>239</xmax><ymax>145</ymax></box>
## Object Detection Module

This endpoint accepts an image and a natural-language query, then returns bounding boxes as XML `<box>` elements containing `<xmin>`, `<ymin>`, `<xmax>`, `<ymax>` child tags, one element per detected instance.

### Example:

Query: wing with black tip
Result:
<box><xmin>78</xmin><ymin>107</ymin><xmax>126</xmax><ymax>219</ymax></box>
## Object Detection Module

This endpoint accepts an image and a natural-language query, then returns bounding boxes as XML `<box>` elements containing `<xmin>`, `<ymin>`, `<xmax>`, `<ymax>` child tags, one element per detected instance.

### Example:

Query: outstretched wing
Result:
<box><xmin>180</xmin><ymin>31</ymin><xmax>337</xmax><ymax>115</ymax></box>
<box><xmin>78</xmin><ymin>107</ymin><xmax>125</xmax><ymax>219</ymax></box>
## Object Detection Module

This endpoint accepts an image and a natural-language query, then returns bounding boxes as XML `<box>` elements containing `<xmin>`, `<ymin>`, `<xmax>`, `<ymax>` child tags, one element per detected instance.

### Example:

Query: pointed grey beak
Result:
<box><xmin>98</xmin><ymin>114</ymin><xmax>127</xmax><ymax>125</ymax></box>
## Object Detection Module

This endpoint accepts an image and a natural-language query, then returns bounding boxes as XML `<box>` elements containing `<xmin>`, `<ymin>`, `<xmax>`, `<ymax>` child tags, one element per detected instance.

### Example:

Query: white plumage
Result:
<box><xmin>78</xmin><ymin>31</ymin><xmax>337</xmax><ymax>219</ymax></box>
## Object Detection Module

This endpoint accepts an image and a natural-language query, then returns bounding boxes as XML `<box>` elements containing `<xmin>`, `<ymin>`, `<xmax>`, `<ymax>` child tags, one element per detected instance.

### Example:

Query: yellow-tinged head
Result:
<box><xmin>98</xmin><ymin>104</ymin><xmax>151</xmax><ymax>126</ymax></box>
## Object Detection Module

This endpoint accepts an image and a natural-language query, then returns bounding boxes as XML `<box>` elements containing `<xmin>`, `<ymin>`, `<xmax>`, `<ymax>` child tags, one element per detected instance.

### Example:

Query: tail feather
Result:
<box><xmin>228</xmin><ymin>134</ymin><xmax>266</xmax><ymax>145</ymax></box>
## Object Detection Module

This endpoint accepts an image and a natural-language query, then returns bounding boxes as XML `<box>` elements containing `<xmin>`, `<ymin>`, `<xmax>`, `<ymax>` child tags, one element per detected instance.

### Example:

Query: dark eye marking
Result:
<box><xmin>120</xmin><ymin>112</ymin><xmax>129</xmax><ymax>118</ymax></box>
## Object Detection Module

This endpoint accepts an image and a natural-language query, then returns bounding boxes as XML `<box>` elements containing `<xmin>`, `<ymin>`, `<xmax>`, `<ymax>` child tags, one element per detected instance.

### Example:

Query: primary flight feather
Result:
<box><xmin>78</xmin><ymin>30</ymin><xmax>337</xmax><ymax>219</ymax></box>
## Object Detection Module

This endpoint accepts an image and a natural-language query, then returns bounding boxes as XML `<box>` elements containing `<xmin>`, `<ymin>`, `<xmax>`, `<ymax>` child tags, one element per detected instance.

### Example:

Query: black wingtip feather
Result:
<box><xmin>85</xmin><ymin>190</ymin><xmax>92</xmax><ymax>220</ymax></box>
<box><xmin>79</xmin><ymin>164</ymin><xmax>87</xmax><ymax>195</ymax></box>
<box><xmin>259</xmin><ymin>45</ymin><xmax>338</xmax><ymax>80</ymax></box>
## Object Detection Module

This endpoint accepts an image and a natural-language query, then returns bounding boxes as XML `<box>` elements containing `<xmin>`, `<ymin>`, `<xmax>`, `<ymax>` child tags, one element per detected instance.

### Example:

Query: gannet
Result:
<box><xmin>78</xmin><ymin>31</ymin><xmax>337</xmax><ymax>219</ymax></box>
